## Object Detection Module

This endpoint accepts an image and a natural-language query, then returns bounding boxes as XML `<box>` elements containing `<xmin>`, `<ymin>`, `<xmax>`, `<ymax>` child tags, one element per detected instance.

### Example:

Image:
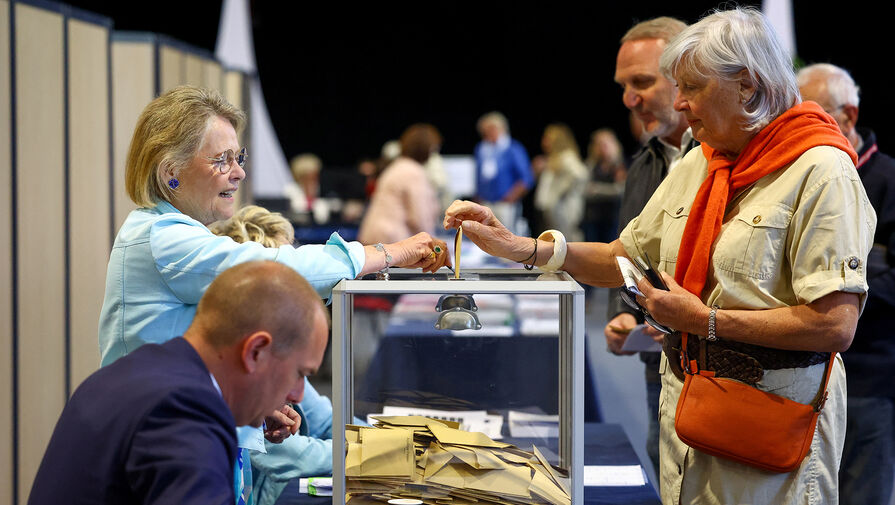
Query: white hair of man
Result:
<box><xmin>477</xmin><ymin>111</ymin><xmax>509</xmax><ymax>136</ymax></box>
<box><xmin>659</xmin><ymin>7</ymin><xmax>800</xmax><ymax>132</ymax></box>
<box><xmin>796</xmin><ymin>63</ymin><xmax>861</xmax><ymax>109</ymax></box>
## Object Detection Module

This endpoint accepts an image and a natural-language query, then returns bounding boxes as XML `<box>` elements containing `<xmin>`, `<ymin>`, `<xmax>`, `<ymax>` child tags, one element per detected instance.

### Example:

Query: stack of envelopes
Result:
<box><xmin>345</xmin><ymin>415</ymin><xmax>570</xmax><ymax>505</ymax></box>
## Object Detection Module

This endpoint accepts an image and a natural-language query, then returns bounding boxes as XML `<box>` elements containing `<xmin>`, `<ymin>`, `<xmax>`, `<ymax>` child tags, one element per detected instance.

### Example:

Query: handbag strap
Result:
<box><xmin>680</xmin><ymin>331</ymin><xmax>835</xmax><ymax>412</ymax></box>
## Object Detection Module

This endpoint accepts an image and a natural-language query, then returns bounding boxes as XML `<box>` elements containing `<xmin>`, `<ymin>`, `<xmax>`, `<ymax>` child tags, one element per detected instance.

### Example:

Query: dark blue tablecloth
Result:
<box><xmin>274</xmin><ymin>423</ymin><xmax>660</xmax><ymax>505</ymax></box>
<box><xmin>355</xmin><ymin>330</ymin><xmax>601</xmax><ymax>422</ymax></box>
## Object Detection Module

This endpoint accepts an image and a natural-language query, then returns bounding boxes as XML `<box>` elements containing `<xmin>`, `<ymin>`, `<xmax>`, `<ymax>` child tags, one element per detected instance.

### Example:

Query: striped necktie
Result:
<box><xmin>235</xmin><ymin>448</ymin><xmax>254</xmax><ymax>505</ymax></box>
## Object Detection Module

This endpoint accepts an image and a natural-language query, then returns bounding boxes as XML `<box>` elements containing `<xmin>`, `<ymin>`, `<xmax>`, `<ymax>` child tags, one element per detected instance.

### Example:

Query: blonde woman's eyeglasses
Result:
<box><xmin>207</xmin><ymin>147</ymin><xmax>248</xmax><ymax>174</ymax></box>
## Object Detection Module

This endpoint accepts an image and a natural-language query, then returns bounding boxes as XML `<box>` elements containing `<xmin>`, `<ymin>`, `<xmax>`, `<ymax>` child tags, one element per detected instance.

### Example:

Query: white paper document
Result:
<box><xmin>583</xmin><ymin>465</ymin><xmax>647</xmax><ymax>487</ymax></box>
<box><xmin>368</xmin><ymin>406</ymin><xmax>504</xmax><ymax>439</ymax></box>
<box><xmin>620</xmin><ymin>324</ymin><xmax>663</xmax><ymax>352</ymax></box>
<box><xmin>508</xmin><ymin>410</ymin><xmax>559</xmax><ymax>438</ymax></box>
<box><xmin>299</xmin><ymin>477</ymin><xmax>333</xmax><ymax>496</ymax></box>
<box><xmin>616</xmin><ymin>256</ymin><xmax>645</xmax><ymax>295</ymax></box>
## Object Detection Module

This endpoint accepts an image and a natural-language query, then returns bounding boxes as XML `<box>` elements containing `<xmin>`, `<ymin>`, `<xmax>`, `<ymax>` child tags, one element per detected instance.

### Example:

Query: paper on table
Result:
<box><xmin>620</xmin><ymin>324</ymin><xmax>663</xmax><ymax>352</ymax></box>
<box><xmin>583</xmin><ymin>465</ymin><xmax>646</xmax><ymax>486</ymax></box>
<box><xmin>299</xmin><ymin>477</ymin><xmax>333</xmax><ymax>496</ymax></box>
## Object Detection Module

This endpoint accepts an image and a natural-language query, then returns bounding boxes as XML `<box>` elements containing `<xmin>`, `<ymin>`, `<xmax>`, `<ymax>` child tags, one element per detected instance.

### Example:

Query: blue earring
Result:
<box><xmin>168</xmin><ymin>178</ymin><xmax>179</xmax><ymax>190</ymax></box>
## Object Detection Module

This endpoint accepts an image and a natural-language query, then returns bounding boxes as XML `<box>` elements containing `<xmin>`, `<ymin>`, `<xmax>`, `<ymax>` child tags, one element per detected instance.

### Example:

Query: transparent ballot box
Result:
<box><xmin>331</xmin><ymin>269</ymin><xmax>585</xmax><ymax>504</ymax></box>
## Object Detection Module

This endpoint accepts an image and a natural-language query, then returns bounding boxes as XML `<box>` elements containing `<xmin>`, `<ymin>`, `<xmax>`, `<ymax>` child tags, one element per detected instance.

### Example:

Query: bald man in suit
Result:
<box><xmin>28</xmin><ymin>261</ymin><xmax>329</xmax><ymax>505</ymax></box>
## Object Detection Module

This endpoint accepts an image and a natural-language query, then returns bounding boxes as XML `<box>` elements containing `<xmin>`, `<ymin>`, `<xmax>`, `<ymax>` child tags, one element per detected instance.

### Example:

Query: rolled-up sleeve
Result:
<box><xmin>788</xmin><ymin>148</ymin><xmax>876</xmax><ymax>308</ymax></box>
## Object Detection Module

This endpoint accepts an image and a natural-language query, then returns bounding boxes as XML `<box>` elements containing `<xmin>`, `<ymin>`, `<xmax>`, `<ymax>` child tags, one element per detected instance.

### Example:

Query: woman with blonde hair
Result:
<box><xmin>99</xmin><ymin>85</ymin><xmax>449</xmax><ymax>504</ymax></box>
<box><xmin>533</xmin><ymin>123</ymin><xmax>588</xmax><ymax>241</ymax></box>
<box><xmin>583</xmin><ymin>128</ymin><xmax>627</xmax><ymax>243</ymax></box>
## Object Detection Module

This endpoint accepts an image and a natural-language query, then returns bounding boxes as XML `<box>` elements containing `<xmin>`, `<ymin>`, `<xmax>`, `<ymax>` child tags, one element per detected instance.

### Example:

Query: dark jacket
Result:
<box><xmin>844</xmin><ymin>128</ymin><xmax>895</xmax><ymax>397</ymax></box>
<box><xmin>29</xmin><ymin>338</ymin><xmax>238</xmax><ymax>505</ymax></box>
<box><xmin>608</xmin><ymin>135</ymin><xmax>698</xmax><ymax>366</ymax></box>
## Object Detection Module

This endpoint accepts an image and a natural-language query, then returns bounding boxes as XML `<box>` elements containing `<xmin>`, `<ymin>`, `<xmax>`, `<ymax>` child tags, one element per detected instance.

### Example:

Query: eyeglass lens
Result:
<box><xmin>211</xmin><ymin>148</ymin><xmax>248</xmax><ymax>173</ymax></box>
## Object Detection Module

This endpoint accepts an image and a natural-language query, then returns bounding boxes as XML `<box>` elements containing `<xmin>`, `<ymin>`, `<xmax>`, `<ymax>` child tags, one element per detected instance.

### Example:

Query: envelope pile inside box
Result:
<box><xmin>345</xmin><ymin>415</ymin><xmax>571</xmax><ymax>505</ymax></box>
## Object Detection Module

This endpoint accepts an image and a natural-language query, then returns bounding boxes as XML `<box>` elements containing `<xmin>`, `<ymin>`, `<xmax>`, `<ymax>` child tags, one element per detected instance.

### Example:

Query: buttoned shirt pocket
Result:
<box><xmin>658</xmin><ymin>203</ymin><xmax>691</xmax><ymax>272</ymax></box>
<box><xmin>714</xmin><ymin>203</ymin><xmax>793</xmax><ymax>282</ymax></box>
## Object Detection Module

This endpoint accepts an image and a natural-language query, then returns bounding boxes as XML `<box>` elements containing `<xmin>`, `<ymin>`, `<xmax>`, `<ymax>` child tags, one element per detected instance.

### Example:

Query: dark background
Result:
<box><xmin>68</xmin><ymin>1</ymin><xmax>893</xmax><ymax>169</ymax></box>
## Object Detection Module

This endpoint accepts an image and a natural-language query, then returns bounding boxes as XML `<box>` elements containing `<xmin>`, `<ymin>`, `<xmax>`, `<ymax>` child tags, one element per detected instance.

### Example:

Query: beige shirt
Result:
<box><xmin>620</xmin><ymin>145</ymin><xmax>875</xmax><ymax>504</ymax></box>
<box><xmin>358</xmin><ymin>157</ymin><xmax>439</xmax><ymax>245</ymax></box>
<box><xmin>620</xmin><ymin>145</ymin><xmax>875</xmax><ymax>312</ymax></box>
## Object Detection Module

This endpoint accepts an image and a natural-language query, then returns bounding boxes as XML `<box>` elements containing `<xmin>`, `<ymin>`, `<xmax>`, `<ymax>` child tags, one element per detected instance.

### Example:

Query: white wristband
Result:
<box><xmin>537</xmin><ymin>229</ymin><xmax>567</xmax><ymax>272</ymax></box>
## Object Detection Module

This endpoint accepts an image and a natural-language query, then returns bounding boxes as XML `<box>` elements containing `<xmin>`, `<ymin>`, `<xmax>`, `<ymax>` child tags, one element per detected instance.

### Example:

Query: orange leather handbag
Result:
<box><xmin>673</xmin><ymin>332</ymin><xmax>835</xmax><ymax>473</ymax></box>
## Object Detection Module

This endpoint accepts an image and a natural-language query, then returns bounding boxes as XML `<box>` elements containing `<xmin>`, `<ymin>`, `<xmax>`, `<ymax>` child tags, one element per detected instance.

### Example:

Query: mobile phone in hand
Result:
<box><xmin>635</xmin><ymin>252</ymin><xmax>668</xmax><ymax>291</ymax></box>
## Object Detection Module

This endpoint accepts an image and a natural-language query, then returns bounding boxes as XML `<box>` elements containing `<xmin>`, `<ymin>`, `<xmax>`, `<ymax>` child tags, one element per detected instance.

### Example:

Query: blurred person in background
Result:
<box><xmin>583</xmin><ymin>128</ymin><xmax>627</xmax><ymax>244</ymax></box>
<box><xmin>358</xmin><ymin>124</ymin><xmax>442</xmax><ymax>244</ymax></box>
<box><xmin>474</xmin><ymin>111</ymin><xmax>534</xmax><ymax>234</ymax></box>
<box><xmin>284</xmin><ymin>153</ymin><xmax>320</xmax><ymax>215</ymax></box>
<box><xmin>424</xmin><ymin>149</ymin><xmax>454</xmax><ymax>214</ymax></box>
<box><xmin>533</xmin><ymin>123</ymin><xmax>588</xmax><ymax>241</ymax></box>
<box><xmin>284</xmin><ymin>153</ymin><xmax>334</xmax><ymax>224</ymax></box>
<box><xmin>799</xmin><ymin>62</ymin><xmax>895</xmax><ymax>505</ymax></box>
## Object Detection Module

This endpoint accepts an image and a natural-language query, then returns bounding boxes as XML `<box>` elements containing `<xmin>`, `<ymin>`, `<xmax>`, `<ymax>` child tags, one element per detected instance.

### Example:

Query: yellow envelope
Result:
<box><xmin>423</xmin><ymin>442</ymin><xmax>455</xmax><ymax>479</ymax></box>
<box><xmin>346</xmin><ymin>442</ymin><xmax>363</xmax><ymax>477</ymax></box>
<box><xmin>427</xmin><ymin>422</ymin><xmax>509</xmax><ymax>448</ymax></box>
<box><xmin>426</xmin><ymin>461</ymin><xmax>466</xmax><ymax>489</ymax></box>
<box><xmin>532</xmin><ymin>445</ymin><xmax>570</xmax><ymax>499</ymax></box>
<box><xmin>370</xmin><ymin>415</ymin><xmax>459</xmax><ymax>429</ymax></box>
<box><xmin>460</xmin><ymin>463</ymin><xmax>532</xmax><ymax>499</ymax></box>
<box><xmin>530</xmin><ymin>467</ymin><xmax>572</xmax><ymax>505</ymax></box>
<box><xmin>359</xmin><ymin>427</ymin><xmax>415</xmax><ymax>479</ymax></box>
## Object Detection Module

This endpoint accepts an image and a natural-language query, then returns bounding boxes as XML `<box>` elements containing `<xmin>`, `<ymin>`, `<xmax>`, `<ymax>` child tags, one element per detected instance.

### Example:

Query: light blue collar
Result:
<box><xmin>153</xmin><ymin>200</ymin><xmax>182</xmax><ymax>215</ymax></box>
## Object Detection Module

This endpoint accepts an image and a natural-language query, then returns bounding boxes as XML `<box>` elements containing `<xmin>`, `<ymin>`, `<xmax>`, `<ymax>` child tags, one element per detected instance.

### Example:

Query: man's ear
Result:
<box><xmin>239</xmin><ymin>331</ymin><xmax>274</xmax><ymax>374</ymax></box>
<box><xmin>841</xmin><ymin>104</ymin><xmax>859</xmax><ymax>133</ymax></box>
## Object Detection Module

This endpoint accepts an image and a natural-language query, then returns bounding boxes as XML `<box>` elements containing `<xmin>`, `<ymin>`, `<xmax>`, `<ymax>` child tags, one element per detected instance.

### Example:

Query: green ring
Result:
<box><xmin>433</xmin><ymin>246</ymin><xmax>442</xmax><ymax>253</ymax></box>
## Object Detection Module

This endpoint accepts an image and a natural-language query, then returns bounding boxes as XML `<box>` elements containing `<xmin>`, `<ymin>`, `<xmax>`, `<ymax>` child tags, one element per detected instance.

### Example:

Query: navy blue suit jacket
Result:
<box><xmin>29</xmin><ymin>338</ymin><xmax>238</xmax><ymax>505</ymax></box>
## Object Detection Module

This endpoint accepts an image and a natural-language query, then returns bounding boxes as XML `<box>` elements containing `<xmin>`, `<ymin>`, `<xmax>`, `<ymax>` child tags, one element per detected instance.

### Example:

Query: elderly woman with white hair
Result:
<box><xmin>445</xmin><ymin>7</ymin><xmax>875</xmax><ymax>503</ymax></box>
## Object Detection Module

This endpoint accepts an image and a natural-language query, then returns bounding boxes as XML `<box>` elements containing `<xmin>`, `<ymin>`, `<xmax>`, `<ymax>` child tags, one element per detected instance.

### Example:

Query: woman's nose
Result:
<box><xmin>229</xmin><ymin>159</ymin><xmax>246</xmax><ymax>182</ymax></box>
<box><xmin>673</xmin><ymin>91</ymin><xmax>688</xmax><ymax>112</ymax></box>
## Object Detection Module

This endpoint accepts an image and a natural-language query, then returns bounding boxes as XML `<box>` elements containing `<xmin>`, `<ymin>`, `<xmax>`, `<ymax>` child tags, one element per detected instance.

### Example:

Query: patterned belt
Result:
<box><xmin>663</xmin><ymin>332</ymin><xmax>828</xmax><ymax>385</ymax></box>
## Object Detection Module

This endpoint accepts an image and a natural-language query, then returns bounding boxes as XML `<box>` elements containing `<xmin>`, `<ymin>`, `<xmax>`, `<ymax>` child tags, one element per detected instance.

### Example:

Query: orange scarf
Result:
<box><xmin>674</xmin><ymin>101</ymin><xmax>857</xmax><ymax>299</ymax></box>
